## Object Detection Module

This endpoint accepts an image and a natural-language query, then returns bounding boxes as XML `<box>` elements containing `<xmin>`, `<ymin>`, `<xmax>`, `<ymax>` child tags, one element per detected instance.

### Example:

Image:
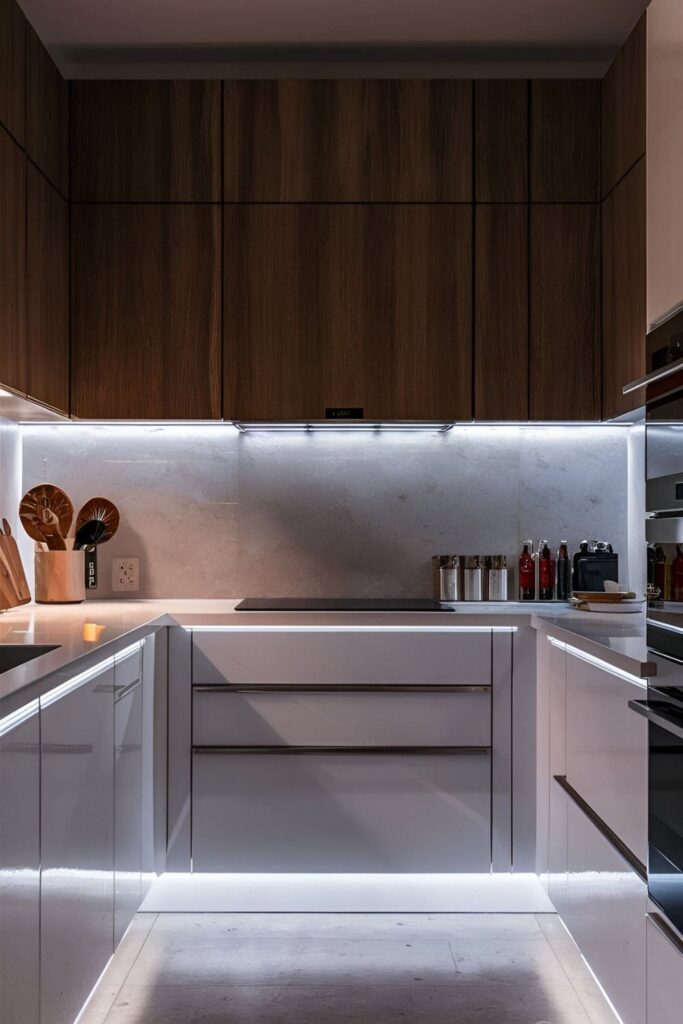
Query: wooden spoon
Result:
<box><xmin>20</xmin><ymin>484</ymin><xmax>73</xmax><ymax>543</ymax></box>
<box><xmin>37</xmin><ymin>507</ymin><xmax>67</xmax><ymax>551</ymax></box>
<box><xmin>75</xmin><ymin>498</ymin><xmax>119</xmax><ymax>544</ymax></box>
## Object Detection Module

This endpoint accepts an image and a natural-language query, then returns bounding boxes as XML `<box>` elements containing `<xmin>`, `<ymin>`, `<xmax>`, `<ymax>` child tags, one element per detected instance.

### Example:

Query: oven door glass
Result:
<box><xmin>649</xmin><ymin>719</ymin><xmax>683</xmax><ymax>932</ymax></box>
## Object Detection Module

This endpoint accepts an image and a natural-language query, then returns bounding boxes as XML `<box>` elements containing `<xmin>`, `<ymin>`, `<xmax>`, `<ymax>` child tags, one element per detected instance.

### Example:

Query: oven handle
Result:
<box><xmin>629</xmin><ymin>699</ymin><xmax>683</xmax><ymax>741</ymax></box>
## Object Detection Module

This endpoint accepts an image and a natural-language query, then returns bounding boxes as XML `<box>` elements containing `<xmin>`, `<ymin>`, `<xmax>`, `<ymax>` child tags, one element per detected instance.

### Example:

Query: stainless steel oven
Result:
<box><xmin>632</xmin><ymin>620</ymin><xmax>683</xmax><ymax>933</ymax></box>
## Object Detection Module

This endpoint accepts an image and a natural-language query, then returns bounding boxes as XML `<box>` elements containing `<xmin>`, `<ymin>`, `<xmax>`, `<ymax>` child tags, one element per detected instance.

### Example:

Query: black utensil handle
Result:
<box><xmin>85</xmin><ymin>547</ymin><xmax>98</xmax><ymax>589</ymax></box>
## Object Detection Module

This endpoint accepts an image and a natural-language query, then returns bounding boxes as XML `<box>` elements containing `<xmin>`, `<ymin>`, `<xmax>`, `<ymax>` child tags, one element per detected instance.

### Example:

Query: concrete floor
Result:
<box><xmin>80</xmin><ymin>913</ymin><xmax>618</xmax><ymax>1024</ymax></box>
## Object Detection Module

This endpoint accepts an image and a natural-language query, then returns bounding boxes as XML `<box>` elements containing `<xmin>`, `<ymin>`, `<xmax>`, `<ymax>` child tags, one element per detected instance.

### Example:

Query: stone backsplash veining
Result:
<box><xmin>20</xmin><ymin>424</ymin><xmax>632</xmax><ymax>600</ymax></box>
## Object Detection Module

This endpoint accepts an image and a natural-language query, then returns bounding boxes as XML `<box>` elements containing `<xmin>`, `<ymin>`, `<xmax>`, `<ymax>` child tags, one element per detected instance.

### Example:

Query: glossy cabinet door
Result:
<box><xmin>647</xmin><ymin>912</ymin><xmax>683</xmax><ymax>1024</ymax></box>
<box><xmin>114</xmin><ymin>680</ymin><xmax>142</xmax><ymax>945</ymax></box>
<box><xmin>565</xmin><ymin>647</ymin><xmax>648</xmax><ymax>865</ymax></box>
<box><xmin>564</xmin><ymin>796</ymin><xmax>647</xmax><ymax>1024</ymax></box>
<box><xmin>0</xmin><ymin>700</ymin><xmax>40</xmax><ymax>1024</ymax></box>
<box><xmin>192</xmin><ymin>751</ymin><xmax>491</xmax><ymax>872</ymax></box>
<box><xmin>647</xmin><ymin>0</ymin><xmax>683</xmax><ymax>325</ymax></box>
<box><xmin>40</xmin><ymin>663</ymin><xmax>115</xmax><ymax>1024</ymax></box>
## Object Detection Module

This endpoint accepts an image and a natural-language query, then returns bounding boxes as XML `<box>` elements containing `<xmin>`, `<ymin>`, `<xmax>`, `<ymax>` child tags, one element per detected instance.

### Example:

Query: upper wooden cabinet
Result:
<box><xmin>474</xmin><ymin>81</ymin><xmax>528</xmax><ymax>202</ymax></box>
<box><xmin>530</xmin><ymin>205</ymin><xmax>600</xmax><ymax>420</ymax></box>
<box><xmin>530</xmin><ymin>81</ymin><xmax>600</xmax><ymax>201</ymax></box>
<box><xmin>0</xmin><ymin>128</ymin><xmax>26</xmax><ymax>395</ymax></box>
<box><xmin>602</xmin><ymin>159</ymin><xmax>646</xmax><ymax>420</ymax></box>
<box><xmin>26</xmin><ymin>166</ymin><xmax>69</xmax><ymax>413</ymax></box>
<box><xmin>72</xmin><ymin>204</ymin><xmax>221</xmax><ymax>419</ymax></box>
<box><xmin>223</xmin><ymin>80</ymin><xmax>473</xmax><ymax>202</ymax></box>
<box><xmin>224</xmin><ymin>204</ymin><xmax>472</xmax><ymax>421</ymax></box>
<box><xmin>601</xmin><ymin>15</ymin><xmax>646</xmax><ymax>198</ymax></box>
<box><xmin>475</xmin><ymin>205</ymin><xmax>529</xmax><ymax>420</ymax></box>
<box><xmin>70</xmin><ymin>81</ymin><xmax>221</xmax><ymax>201</ymax></box>
<box><xmin>0</xmin><ymin>0</ymin><xmax>25</xmax><ymax>145</ymax></box>
<box><xmin>26</xmin><ymin>25</ymin><xmax>69</xmax><ymax>197</ymax></box>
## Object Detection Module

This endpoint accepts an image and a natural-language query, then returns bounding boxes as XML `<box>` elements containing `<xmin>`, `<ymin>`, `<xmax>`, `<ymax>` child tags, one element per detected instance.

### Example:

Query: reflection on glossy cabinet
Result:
<box><xmin>0</xmin><ymin>128</ymin><xmax>26</xmax><ymax>395</ymax></box>
<box><xmin>225</xmin><ymin>203</ymin><xmax>472</xmax><ymax>421</ymax></box>
<box><xmin>564</xmin><ymin>796</ymin><xmax>647</xmax><ymax>1024</ymax></box>
<box><xmin>602</xmin><ymin>159</ymin><xmax>646</xmax><ymax>419</ymax></box>
<box><xmin>71</xmin><ymin>80</ymin><xmax>221</xmax><ymax>201</ymax></box>
<box><xmin>40</xmin><ymin>664</ymin><xmax>115</xmax><ymax>1024</ymax></box>
<box><xmin>530</xmin><ymin>205</ymin><xmax>600</xmax><ymax>420</ymax></box>
<box><xmin>0</xmin><ymin>0</ymin><xmax>25</xmax><ymax>144</ymax></box>
<box><xmin>72</xmin><ymin>204</ymin><xmax>222</xmax><ymax>419</ymax></box>
<box><xmin>115</xmin><ymin>681</ymin><xmax>143</xmax><ymax>945</ymax></box>
<box><xmin>27</xmin><ymin>165</ymin><xmax>69</xmax><ymax>412</ymax></box>
<box><xmin>0</xmin><ymin>701</ymin><xmax>40</xmax><ymax>1024</ymax></box>
<box><xmin>224</xmin><ymin>80</ymin><xmax>472</xmax><ymax>202</ymax></box>
<box><xmin>26</xmin><ymin>24</ymin><xmax>69</xmax><ymax>197</ymax></box>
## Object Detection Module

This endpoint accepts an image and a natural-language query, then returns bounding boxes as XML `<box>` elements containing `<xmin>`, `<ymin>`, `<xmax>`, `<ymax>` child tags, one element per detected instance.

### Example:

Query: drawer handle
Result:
<box><xmin>193</xmin><ymin>684</ymin><xmax>490</xmax><ymax>694</ymax></box>
<box><xmin>554</xmin><ymin>775</ymin><xmax>646</xmax><ymax>882</ymax></box>
<box><xmin>193</xmin><ymin>744</ymin><xmax>490</xmax><ymax>755</ymax></box>
<box><xmin>648</xmin><ymin>912</ymin><xmax>683</xmax><ymax>956</ymax></box>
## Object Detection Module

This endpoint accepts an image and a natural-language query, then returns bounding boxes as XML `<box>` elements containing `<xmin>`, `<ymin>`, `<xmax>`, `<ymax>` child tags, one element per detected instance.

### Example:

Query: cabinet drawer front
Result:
<box><xmin>564</xmin><ymin>795</ymin><xmax>646</xmax><ymax>1024</ymax></box>
<box><xmin>114</xmin><ymin>643</ymin><xmax>142</xmax><ymax>693</ymax></box>
<box><xmin>647</xmin><ymin>913</ymin><xmax>683</xmax><ymax>1024</ymax></box>
<box><xmin>192</xmin><ymin>630</ymin><xmax>492</xmax><ymax>687</ymax></box>
<box><xmin>192</xmin><ymin>688</ymin><xmax>491</xmax><ymax>748</ymax></box>
<box><xmin>192</xmin><ymin>751</ymin><xmax>491</xmax><ymax>872</ymax></box>
<box><xmin>565</xmin><ymin>648</ymin><xmax>647</xmax><ymax>864</ymax></box>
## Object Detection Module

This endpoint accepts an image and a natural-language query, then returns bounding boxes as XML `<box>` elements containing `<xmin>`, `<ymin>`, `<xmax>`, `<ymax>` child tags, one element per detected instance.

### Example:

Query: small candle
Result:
<box><xmin>83</xmin><ymin>623</ymin><xmax>105</xmax><ymax>643</ymax></box>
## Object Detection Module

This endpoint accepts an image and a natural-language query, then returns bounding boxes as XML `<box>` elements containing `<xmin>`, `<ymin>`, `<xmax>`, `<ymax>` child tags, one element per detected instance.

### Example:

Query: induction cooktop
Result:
<box><xmin>235</xmin><ymin>598</ymin><xmax>450</xmax><ymax>612</ymax></box>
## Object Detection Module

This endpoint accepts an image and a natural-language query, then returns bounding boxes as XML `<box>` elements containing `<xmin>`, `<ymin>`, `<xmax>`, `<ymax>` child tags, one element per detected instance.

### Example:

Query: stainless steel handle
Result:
<box><xmin>648</xmin><ymin>912</ymin><xmax>683</xmax><ymax>956</ymax></box>
<box><xmin>193</xmin><ymin>683</ymin><xmax>490</xmax><ymax>694</ymax></box>
<box><xmin>193</xmin><ymin>744</ymin><xmax>490</xmax><ymax>755</ymax></box>
<box><xmin>113</xmin><ymin>678</ymin><xmax>142</xmax><ymax>703</ymax></box>
<box><xmin>622</xmin><ymin>356</ymin><xmax>683</xmax><ymax>395</ymax></box>
<box><xmin>554</xmin><ymin>775</ymin><xmax>647</xmax><ymax>882</ymax></box>
<box><xmin>628</xmin><ymin>699</ymin><xmax>683</xmax><ymax>741</ymax></box>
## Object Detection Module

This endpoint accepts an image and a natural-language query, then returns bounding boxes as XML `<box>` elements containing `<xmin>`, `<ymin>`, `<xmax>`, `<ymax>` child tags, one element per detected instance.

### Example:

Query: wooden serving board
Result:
<box><xmin>0</xmin><ymin>534</ymin><xmax>31</xmax><ymax>607</ymax></box>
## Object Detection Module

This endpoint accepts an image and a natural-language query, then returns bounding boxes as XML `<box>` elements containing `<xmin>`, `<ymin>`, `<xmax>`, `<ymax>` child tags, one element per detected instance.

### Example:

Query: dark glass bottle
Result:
<box><xmin>672</xmin><ymin>545</ymin><xmax>683</xmax><ymax>602</ymax></box>
<box><xmin>556</xmin><ymin>541</ymin><xmax>571</xmax><ymax>600</ymax></box>
<box><xmin>519</xmin><ymin>540</ymin><xmax>535</xmax><ymax>601</ymax></box>
<box><xmin>539</xmin><ymin>541</ymin><xmax>556</xmax><ymax>600</ymax></box>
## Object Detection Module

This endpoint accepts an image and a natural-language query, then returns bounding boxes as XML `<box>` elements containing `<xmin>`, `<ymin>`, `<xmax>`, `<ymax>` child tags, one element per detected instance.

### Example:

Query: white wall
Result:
<box><xmin>0</xmin><ymin>417</ymin><xmax>22</xmax><ymax>541</ymax></box>
<box><xmin>20</xmin><ymin>423</ymin><xmax>633</xmax><ymax>600</ymax></box>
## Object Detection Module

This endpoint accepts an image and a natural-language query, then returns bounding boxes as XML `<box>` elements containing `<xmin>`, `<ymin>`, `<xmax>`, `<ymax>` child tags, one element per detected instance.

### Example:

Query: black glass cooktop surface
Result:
<box><xmin>235</xmin><ymin>598</ymin><xmax>450</xmax><ymax>612</ymax></box>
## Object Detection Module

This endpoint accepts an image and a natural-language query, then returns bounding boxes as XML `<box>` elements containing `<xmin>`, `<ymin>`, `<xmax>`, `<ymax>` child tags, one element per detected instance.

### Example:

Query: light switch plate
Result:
<box><xmin>112</xmin><ymin>557</ymin><xmax>139</xmax><ymax>592</ymax></box>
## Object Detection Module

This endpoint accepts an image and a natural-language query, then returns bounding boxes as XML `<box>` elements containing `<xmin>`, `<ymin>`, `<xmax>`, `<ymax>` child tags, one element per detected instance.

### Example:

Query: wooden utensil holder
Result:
<box><xmin>35</xmin><ymin>550</ymin><xmax>86</xmax><ymax>604</ymax></box>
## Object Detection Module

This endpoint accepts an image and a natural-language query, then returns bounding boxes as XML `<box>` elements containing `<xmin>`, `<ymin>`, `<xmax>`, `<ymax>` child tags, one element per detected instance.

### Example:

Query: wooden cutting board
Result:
<box><xmin>0</xmin><ymin>533</ymin><xmax>30</xmax><ymax>607</ymax></box>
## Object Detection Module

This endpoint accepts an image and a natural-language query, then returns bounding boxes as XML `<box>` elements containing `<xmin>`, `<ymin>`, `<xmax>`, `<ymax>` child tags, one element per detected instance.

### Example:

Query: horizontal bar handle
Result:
<box><xmin>114</xmin><ymin>678</ymin><xmax>142</xmax><ymax>703</ymax></box>
<box><xmin>194</xmin><ymin>744</ymin><xmax>490</xmax><ymax>755</ymax></box>
<box><xmin>554</xmin><ymin>775</ymin><xmax>647</xmax><ymax>883</ymax></box>
<box><xmin>623</xmin><ymin>355</ymin><xmax>683</xmax><ymax>395</ymax></box>
<box><xmin>628</xmin><ymin>699</ymin><xmax>683</xmax><ymax>742</ymax></box>
<box><xmin>648</xmin><ymin>912</ymin><xmax>683</xmax><ymax>956</ymax></box>
<box><xmin>193</xmin><ymin>683</ymin><xmax>490</xmax><ymax>694</ymax></box>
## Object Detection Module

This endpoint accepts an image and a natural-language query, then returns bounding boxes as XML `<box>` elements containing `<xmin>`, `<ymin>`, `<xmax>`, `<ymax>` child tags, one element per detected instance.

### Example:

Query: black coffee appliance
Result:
<box><xmin>572</xmin><ymin>540</ymin><xmax>619</xmax><ymax>591</ymax></box>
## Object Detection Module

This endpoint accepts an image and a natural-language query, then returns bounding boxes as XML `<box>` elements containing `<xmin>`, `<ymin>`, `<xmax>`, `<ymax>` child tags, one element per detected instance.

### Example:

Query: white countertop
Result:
<box><xmin>0</xmin><ymin>599</ymin><xmax>653</xmax><ymax>713</ymax></box>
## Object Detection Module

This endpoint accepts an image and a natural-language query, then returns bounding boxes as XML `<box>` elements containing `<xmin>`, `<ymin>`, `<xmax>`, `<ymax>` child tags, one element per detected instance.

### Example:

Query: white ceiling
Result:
<box><xmin>19</xmin><ymin>0</ymin><xmax>649</xmax><ymax>78</ymax></box>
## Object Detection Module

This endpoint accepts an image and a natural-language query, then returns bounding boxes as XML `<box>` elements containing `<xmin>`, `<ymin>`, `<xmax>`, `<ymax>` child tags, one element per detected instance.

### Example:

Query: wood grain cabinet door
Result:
<box><xmin>71</xmin><ymin>81</ymin><xmax>221</xmax><ymax>201</ymax></box>
<box><xmin>224</xmin><ymin>204</ymin><xmax>472</xmax><ymax>421</ymax></box>
<box><xmin>25</xmin><ymin>25</ymin><xmax>69</xmax><ymax>197</ymax></box>
<box><xmin>530</xmin><ymin>80</ymin><xmax>600</xmax><ymax>202</ymax></box>
<box><xmin>474</xmin><ymin>205</ymin><xmax>529</xmax><ymax>420</ymax></box>
<box><xmin>72</xmin><ymin>204</ymin><xmax>221</xmax><ymax>419</ymax></box>
<box><xmin>474</xmin><ymin>81</ymin><xmax>529</xmax><ymax>202</ymax></box>
<box><xmin>530</xmin><ymin>205</ymin><xmax>600</xmax><ymax>421</ymax></box>
<box><xmin>602</xmin><ymin>160</ymin><xmax>646</xmax><ymax>420</ymax></box>
<box><xmin>0</xmin><ymin>128</ymin><xmax>26</xmax><ymax>394</ymax></box>
<box><xmin>0</xmin><ymin>0</ymin><xmax>25</xmax><ymax>145</ymax></box>
<box><xmin>224</xmin><ymin>80</ymin><xmax>472</xmax><ymax>202</ymax></box>
<box><xmin>601</xmin><ymin>14</ymin><xmax>646</xmax><ymax>199</ymax></box>
<box><xmin>26</xmin><ymin>165</ymin><xmax>69</xmax><ymax>413</ymax></box>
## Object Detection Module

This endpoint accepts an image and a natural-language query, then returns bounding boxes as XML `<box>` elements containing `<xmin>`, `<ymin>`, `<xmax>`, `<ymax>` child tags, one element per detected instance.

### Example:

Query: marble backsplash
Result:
<box><xmin>0</xmin><ymin>417</ymin><xmax>21</xmax><ymax>544</ymax></box>
<box><xmin>19</xmin><ymin>424</ymin><xmax>633</xmax><ymax>600</ymax></box>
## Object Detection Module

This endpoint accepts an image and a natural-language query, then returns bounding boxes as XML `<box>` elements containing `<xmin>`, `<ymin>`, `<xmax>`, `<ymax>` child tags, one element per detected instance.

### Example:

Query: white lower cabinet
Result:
<box><xmin>40</xmin><ymin>661</ymin><xmax>116</xmax><ymax>1024</ymax></box>
<box><xmin>192</xmin><ymin>750</ymin><xmax>492</xmax><ymax>872</ymax></box>
<box><xmin>564</xmin><ymin>793</ymin><xmax>647</xmax><ymax>1024</ymax></box>
<box><xmin>0</xmin><ymin>701</ymin><xmax>40</xmax><ymax>1024</ymax></box>
<box><xmin>114</xmin><ymin>678</ymin><xmax>143</xmax><ymax>945</ymax></box>
<box><xmin>647</xmin><ymin>912</ymin><xmax>683</xmax><ymax>1024</ymax></box>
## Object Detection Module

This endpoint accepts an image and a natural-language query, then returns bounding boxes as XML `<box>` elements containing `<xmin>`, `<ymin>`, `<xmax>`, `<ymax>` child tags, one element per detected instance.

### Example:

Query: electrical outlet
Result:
<box><xmin>112</xmin><ymin>557</ymin><xmax>140</xmax><ymax>592</ymax></box>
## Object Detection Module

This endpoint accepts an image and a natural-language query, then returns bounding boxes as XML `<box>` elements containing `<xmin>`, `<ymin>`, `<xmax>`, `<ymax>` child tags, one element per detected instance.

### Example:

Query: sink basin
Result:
<box><xmin>0</xmin><ymin>644</ymin><xmax>60</xmax><ymax>673</ymax></box>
